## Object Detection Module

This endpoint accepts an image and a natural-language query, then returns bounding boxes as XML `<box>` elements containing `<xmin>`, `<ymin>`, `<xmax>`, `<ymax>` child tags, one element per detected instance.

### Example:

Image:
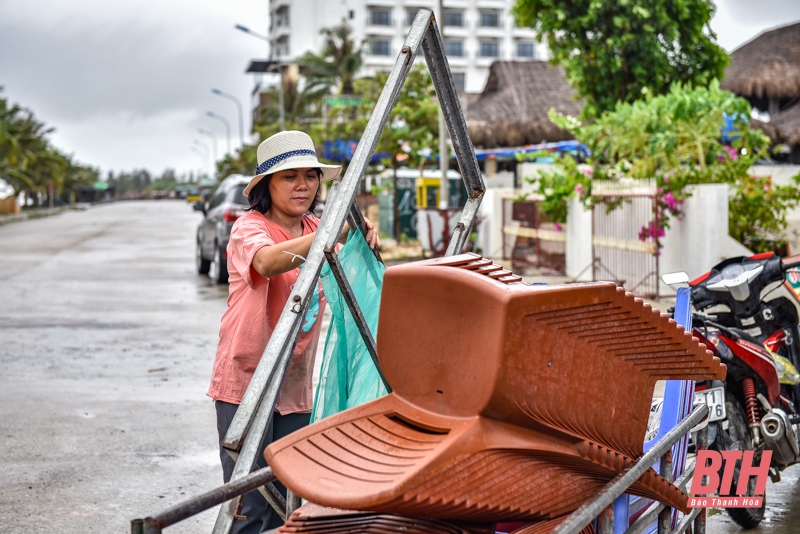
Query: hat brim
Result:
<box><xmin>243</xmin><ymin>157</ymin><xmax>342</xmax><ymax>196</ymax></box>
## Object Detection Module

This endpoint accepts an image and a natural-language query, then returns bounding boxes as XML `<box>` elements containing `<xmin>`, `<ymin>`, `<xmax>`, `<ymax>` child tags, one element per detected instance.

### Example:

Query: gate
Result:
<box><xmin>502</xmin><ymin>197</ymin><xmax>566</xmax><ymax>274</ymax></box>
<box><xmin>592</xmin><ymin>180</ymin><xmax>660</xmax><ymax>298</ymax></box>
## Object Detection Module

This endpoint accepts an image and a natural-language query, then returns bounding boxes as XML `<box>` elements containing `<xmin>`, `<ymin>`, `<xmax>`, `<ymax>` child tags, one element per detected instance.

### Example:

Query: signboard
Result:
<box><xmin>325</xmin><ymin>97</ymin><xmax>363</xmax><ymax>107</ymax></box>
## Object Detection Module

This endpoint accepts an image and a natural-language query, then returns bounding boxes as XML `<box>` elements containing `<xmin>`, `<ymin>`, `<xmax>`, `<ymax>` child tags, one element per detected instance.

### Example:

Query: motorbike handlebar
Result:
<box><xmin>782</xmin><ymin>256</ymin><xmax>800</xmax><ymax>272</ymax></box>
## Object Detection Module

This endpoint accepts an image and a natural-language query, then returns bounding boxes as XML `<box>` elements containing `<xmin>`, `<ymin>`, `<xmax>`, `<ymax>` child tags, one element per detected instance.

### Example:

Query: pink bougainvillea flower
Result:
<box><xmin>664</xmin><ymin>192</ymin><xmax>679</xmax><ymax>211</ymax></box>
<box><xmin>554</xmin><ymin>222</ymin><xmax>563</xmax><ymax>232</ymax></box>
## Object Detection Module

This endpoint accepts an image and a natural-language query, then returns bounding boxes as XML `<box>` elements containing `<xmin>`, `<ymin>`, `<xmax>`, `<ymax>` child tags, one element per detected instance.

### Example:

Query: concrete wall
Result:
<box><xmin>751</xmin><ymin>165</ymin><xmax>800</xmax><ymax>254</ymax></box>
<box><xmin>658</xmin><ymin>184</ymin><xmax>751</xmax><ymax>295</ymax></box>
<box><xmin>476</xmin><ymin>187</ymin><xmax>514</xmax><ymax>259</ymax></box>
<box><xmin>566</xmin><ymin>195</ymin><xmax>592</xmax><ymax>281</ymax></box>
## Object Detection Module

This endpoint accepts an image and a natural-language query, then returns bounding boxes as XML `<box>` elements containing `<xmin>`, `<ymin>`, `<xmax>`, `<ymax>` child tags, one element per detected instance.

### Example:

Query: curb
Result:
<box><xmin>0</xmin><ymin>205</ymin><xmax>89</xmax><ymax>227</ymax></box>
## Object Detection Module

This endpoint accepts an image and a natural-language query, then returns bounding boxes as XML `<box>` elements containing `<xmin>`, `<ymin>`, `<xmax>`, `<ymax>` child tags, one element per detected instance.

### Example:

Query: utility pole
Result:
<box><xmin>211</xmin><ymin>89</ymin><xmax>244</xmax><ymax>146</ymax></box>
<box><xmin>235</xmin><ymin>24</ymin><xmax>285</xmax><ymax>131</ymax></box>
<box><xmin>206</xmin><ymin>111</ymin><xmax>232</xmax><ymax>155</ymax></box>
<box><xmin>437</xmin><ymin>0</ymin><xmax>450</xmax><ymax>211</ymax></box>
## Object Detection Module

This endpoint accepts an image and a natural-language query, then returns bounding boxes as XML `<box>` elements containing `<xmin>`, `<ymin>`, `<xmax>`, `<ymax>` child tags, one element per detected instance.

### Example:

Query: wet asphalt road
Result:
<box><xmin>2</xmin><ymin>200</ymin><xmax>800</xmax><ymax>533</ymax></box>
<box><xmin>0</xmin><ymin>201</ymin><xmax>227</xmax><ymax>532</ymax></box>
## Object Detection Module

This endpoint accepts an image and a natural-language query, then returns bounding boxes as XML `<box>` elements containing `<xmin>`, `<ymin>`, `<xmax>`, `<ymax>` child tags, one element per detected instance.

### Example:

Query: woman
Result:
<box><xmin>207</xmin><ymin>131</ymin><xmax>379</xmax><ymax>533</ymax></box>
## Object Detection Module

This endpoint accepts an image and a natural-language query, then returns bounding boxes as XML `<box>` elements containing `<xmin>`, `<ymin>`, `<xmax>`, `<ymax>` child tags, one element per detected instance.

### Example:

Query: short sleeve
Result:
<box><xmin>228</xmin><ymin>215</ymin><xmax>276</xmax><ymax>288</ymax></box>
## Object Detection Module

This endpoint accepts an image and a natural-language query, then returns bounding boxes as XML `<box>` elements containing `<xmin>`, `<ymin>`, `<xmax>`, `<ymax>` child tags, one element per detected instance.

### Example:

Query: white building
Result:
<box><xmin>267</xmin><ymin>0</ymin><xmax>546</xmax><ymax>93</ymax></box>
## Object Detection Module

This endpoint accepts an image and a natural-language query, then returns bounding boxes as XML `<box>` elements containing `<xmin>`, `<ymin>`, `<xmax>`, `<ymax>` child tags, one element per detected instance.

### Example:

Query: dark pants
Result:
<box><xmin>216</xmin><ymin>401</ymin><xmax>310</xmax><ymax>534</ymax></box>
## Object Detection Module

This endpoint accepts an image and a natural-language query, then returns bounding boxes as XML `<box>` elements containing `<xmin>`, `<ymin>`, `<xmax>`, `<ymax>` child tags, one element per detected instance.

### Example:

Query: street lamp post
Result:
<box><xmin>192</xmin><ymin>140</ymin><xmax>210</xmax><ymax>176</ymax></box>
<box><xmin>197</xmin><ymin>128</ymin><xmax>218</xmax><ymax>167</ymax></box>
<box><xmin>235</xmin><ymin>23</ymin><xmax>285</xmax><ymax>131</ymax></box>
<box><xmin>212</xmin><ymin>88</ymin><xmax>245</xmax><ymax>146</ymax></box>
<box><xmin>206</xmin><ymin>111</ymin><xmax>232</xmax><ymax>155</ymax></box>
<box><xmin>190</xmin><ymin>146</ymin><xmax>208</xmax><ymax>177</ymax></box>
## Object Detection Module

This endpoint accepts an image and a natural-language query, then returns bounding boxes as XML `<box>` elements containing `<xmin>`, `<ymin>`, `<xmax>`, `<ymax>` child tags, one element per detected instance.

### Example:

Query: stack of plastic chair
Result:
<box><xmin>266</xmin><ymin>254</ymin><xmax>726</xmax><ymax>532</ymax></box>
<box><xmin>277</xmin><ymin>503</ymin><xmax>494</xmax><ymax>534</ymax></box>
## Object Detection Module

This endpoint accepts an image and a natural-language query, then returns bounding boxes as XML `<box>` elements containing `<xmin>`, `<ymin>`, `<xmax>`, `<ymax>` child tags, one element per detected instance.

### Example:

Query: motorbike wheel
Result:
<box><xmin>711</xmin><ymin>391</ymin><xmax>766</xmax><ymax>529</ymax></box>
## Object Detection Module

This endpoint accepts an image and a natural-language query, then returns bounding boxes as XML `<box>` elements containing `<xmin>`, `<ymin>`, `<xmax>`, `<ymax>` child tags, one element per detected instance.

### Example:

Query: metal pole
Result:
<box><xmin>420</xmin><ymin>9</ymin><xmax>484</xmax><ymax>255</ymax></box>
<box><xmin>550</xmin><ymin>404</ymin><xmax>709</xmax><ymax>534</ymax></box>
<box><xmin>207</xmin><ymin>111</ymin><xmax>232</xmax><ymax>155</ymax></box>
<box><xmin>131</xmin><ymin>467</ymin><xmax>277</xmax><ymax>534</ymax></box>
<box><xmin>435</xmin><ymin>0</ymin><xmax>449</xmax><ymax>210</ymax></box>
<box><xmin>657</xmin><ymin>449</ymin><xmax>673</xmax><ymax>534</ymax></box>
<box><xmin>211</xmin><ymin>89</ymin><xmax>245</xmax><ymax>146</ymax></box>
<box><xmin>693</xmin><ymin>423</ymin><xmax>709</xmax><ymax>534</ymax></box>
<box><xmin>597</xmin><ymin>506</ymin><xmax>614</xmax><ymax>534</ymax></box>
<box><xmin>277</xmin><ymin>66</ymin><xmax>286</xmax><ymax>131</ymax></box>
<box><xmin>192</xmin><ymin>140</ymin><xmax>210</xmax><ymax>176</ymax></box>
<box><xmin>198</xmin><ymin>128</ymin><xmax>218</xmax><ymax>172</ymax></box>
<box><xmin>286</xmin><ymin>489</ymin><xmax>302</xmax><ymax>518</ymax></box>
<box><xmin>190</xmin><ymin>147</ymin><xmax>208</xmax><ymax>177</ymax></box>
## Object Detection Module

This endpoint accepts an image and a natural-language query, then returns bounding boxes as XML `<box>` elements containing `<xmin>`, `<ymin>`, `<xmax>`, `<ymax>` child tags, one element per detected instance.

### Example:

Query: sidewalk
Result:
<box><xmin>0</xmin><ymin>204</ymin><xmax>90</xmax><ymax>226</ymax></box>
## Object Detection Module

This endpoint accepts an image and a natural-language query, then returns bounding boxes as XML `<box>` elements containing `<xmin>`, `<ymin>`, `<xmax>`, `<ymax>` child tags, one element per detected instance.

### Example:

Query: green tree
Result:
<box><xmin>254</xmin><ymin>23</ymin><xmax>363</xmax><ymax>140</ymax></box>
<box><xmin>511</xmin><ymin>0</ymin><xmax>729</xmax><ymax>117</ymax></box>
<box><xmin>523</xmin><ymin>82</ymin><xmax>800</xmax><ymax>252</ymax></box>
<box><xmin>320</xmin><ymin>65</ymin><xmax>439</xmax><ymax>238</ymax></box>
<box><xmin>217</xmin><ymin>144</ymin><xmax>258</xmax><ymax>179</ymax></box>
<box><xmin>1</xmin><ymin>88</ymin><xmax>98</xmax><ymax>206</ymax></box>
<box><xmin>300</xmin><ymin>23</ymin><xmax>364</xmax><ymax>96</ymax></box>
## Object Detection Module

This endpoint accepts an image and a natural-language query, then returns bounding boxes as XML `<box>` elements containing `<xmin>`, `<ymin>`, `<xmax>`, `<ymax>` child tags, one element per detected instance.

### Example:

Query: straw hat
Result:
<box><xmin>244</xmin><ymin>131</ymin><xmax>342</xmax><ymax>196</ymax></box>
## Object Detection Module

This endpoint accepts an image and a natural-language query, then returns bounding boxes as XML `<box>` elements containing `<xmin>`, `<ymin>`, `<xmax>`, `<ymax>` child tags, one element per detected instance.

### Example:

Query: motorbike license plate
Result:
<box><xmin>694</xmin><ymin>387</ymin><xmax>727</xmax><ymax>422</ymax></box>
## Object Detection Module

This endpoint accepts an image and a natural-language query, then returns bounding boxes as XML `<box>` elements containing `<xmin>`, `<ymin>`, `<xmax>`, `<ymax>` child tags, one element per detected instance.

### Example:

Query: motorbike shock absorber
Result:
<box><xmin>742</xmin><ymin>377</ymin><xmax>762</xmax><ymax>446</ymax></box>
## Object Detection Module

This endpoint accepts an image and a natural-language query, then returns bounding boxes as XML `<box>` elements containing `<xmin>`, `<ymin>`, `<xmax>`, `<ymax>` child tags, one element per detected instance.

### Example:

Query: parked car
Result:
<box><xmin>194</xmin><ymin>174</ymin><xmax>249</xmax><ymax>283</ymax></box>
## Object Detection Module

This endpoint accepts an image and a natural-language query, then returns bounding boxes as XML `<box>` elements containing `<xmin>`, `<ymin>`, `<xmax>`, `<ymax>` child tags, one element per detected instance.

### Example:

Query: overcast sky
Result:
<box><xmin>1</xmin><ymin>0</ymin><xmax>799</xmax><ymax>180</ymax></box>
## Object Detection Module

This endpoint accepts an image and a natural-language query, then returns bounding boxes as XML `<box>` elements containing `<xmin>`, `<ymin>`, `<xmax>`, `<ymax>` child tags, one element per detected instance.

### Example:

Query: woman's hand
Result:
<box><xmin>338</xmin><ymin>218</ymin><xmax>381</xmax><ymax>249</ymax></box>
<box><xmin>363</xmin><ymin>217</ymin><xmax>380</xmax><ymax>250</ymax></box>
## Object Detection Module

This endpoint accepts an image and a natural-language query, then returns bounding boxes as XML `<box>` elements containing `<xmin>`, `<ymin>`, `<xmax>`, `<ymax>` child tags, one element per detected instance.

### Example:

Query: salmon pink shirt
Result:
<box><xmin>207</xmin><ymin>211</ymin><xmax>326</xmax><ymax>414</ymax></box>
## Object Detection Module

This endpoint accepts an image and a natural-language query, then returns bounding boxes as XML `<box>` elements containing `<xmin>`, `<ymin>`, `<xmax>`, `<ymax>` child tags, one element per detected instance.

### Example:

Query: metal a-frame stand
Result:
<box><xmin>212</xmin><ymin>9</ymin><xmax>485</xmax><ymax>533</ymax></box>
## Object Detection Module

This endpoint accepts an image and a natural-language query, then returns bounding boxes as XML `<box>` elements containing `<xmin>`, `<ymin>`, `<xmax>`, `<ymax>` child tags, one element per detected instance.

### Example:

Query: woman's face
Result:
<box><xmin>268</xmin><ymin>167</ymin><xmax>320</xmax><ymax>218</ymax></box>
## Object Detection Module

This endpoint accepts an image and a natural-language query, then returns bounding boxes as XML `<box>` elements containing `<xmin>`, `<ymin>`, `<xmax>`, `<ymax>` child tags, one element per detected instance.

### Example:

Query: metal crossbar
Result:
<box><xmin>204</xmin><ymin>9</ymin><xmax>484</xmax><ymax>533</ymax></box>
<box><xmin>551</xmin><ymin>404</ymin><xmax>709</xmax><ymax>534</ymax></box>
<box><xmin>131</xmin><ymin>467</ymin><xmax>278</xmax><ymax>534</ymax></box>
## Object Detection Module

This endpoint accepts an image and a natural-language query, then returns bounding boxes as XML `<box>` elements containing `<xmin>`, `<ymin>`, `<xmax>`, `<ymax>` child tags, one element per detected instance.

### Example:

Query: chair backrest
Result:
<box><xmin>378</xmin><ymin>256</ymin><xmax>724</xmax><ymax>459</ymax></box>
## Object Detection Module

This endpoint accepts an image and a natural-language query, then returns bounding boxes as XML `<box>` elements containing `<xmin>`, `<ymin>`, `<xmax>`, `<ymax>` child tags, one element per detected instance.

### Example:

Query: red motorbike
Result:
<box><xmin>665</xmin><ymin>252</ymin><xmax>800</xmax><ymax>528</ymax></box>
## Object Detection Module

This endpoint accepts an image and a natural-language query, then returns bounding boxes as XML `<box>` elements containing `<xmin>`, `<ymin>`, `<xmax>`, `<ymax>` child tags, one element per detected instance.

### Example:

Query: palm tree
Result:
<box><xmin>300</xmin><ymin>23</ymin><xmax>363</xmax><ymax>96</ymax></box>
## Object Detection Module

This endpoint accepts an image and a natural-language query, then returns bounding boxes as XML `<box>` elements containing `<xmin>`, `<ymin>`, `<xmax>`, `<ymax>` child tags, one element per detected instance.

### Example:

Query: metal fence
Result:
<box><xmin>592</xmin><ymin>180</ymin><xmax>660</xmax><ymax>298</ymax></box>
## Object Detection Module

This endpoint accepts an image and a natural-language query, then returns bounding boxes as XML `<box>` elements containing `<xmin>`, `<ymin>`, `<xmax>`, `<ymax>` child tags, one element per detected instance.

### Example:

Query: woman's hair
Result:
<box><xmin>245</xmin><ymin>168</ymin><xmax>322</xmax><ymax>214</ymax></box>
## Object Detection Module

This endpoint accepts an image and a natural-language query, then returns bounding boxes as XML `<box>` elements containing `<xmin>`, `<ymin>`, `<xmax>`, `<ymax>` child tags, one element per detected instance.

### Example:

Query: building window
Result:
<box><xmin>444</xmin><ymin>10</ymin><xmax>464</xmax><ymax>27</ymax></box>
<box><xmin>349</xmin><ymin>10</ymin><xmax>355</xmax><ymax>19</ymax></box>
<box><xmin>452</xmin><ymin>72</ymin><xmax>466</xmax><ymax>92</ymax></box>
<box><xmin>480</xmin><ymin>40</ymin><xmax>499</xmax><ymax>58</ymax></box>
<box><xmin>275</xmin><ymin>35</ymin><xmax>290</xmax><ymax>57</ymax></box>
<box><xmin>275</xmin><ymin>6</ymin><xmax>290</xmax><ymax>27</ymax></box>
<box><xmin>370</xmin><ymin>7</ymin><xmax>391</xmax><ymax>26</ymax></box>
<box><xmin>444</xmin><ymin>40</ymin><xmax>464</xmax><ymax>57</ymax></box>
<box><xmin>517</xmin><ymin>41</ymin><xmax>535</xmax><ymax>58</ymax></box>
<box><xmin>479</xmin><ymin>10</ymin><xmax>501</xmax><ymax>28</ymax></box>
<box><xmin>371</xmin><ymin>39</ymin><xmax>391</xmax><ymax>56</ymax></box>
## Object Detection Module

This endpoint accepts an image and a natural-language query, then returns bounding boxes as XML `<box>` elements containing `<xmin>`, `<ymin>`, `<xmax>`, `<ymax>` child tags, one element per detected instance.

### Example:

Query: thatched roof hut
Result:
<box><xmin>465</xmin><ymin>61</ymin><xmax>583</xmax><ymax>148</ymax></box>
<box><xmin>721</xmin><ymin>22</ymin><xmax>800</xmax><ymax>115</ymax></box>
<box><xmin>768</xmin><ymin>101</ymin><xmax>800</xmax><ymax>146</ymax></box>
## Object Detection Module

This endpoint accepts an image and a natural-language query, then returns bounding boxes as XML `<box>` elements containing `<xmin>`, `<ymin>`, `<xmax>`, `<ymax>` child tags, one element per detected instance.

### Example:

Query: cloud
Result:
<box><xmin>710</xmin><ymin>1</ymin><xmax>800</xmax><ymax>51</ymax></box>
<box><xmin>0</xmin><ymin>0</ymin><xmax>267</xmax><ymax>175</ymax></box>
